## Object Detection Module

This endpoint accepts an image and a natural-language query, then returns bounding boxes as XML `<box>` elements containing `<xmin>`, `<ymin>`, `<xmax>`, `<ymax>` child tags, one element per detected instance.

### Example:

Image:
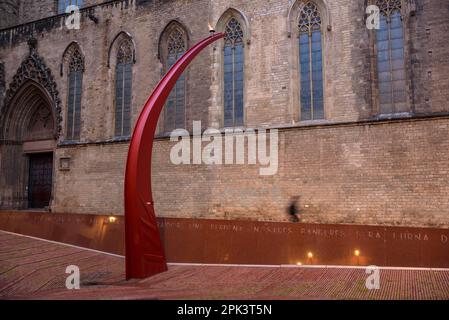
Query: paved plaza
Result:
<box><xmin>1</xmin><ymin>230</ymin><xmax>448</xmax><ymax>300</ymax></box>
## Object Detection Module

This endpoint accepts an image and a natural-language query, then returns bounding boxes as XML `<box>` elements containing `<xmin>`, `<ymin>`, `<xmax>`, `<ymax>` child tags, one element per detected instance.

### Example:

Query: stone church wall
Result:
<box><xmin>1</xmin><ymin>0</ymin><xmax>449</xmax><ymax>227</ymax></box>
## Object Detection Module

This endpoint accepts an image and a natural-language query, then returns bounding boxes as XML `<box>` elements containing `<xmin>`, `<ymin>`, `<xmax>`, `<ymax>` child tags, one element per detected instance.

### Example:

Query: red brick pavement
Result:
<box><xmin>1</xmin><ymin>230</ymin><xmax>448</xmax><ymax>300</ymax></box>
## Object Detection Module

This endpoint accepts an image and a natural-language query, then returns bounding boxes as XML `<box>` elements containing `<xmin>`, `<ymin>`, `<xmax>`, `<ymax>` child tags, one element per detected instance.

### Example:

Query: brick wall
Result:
<box><xmin>19</xmin><ymin>0</ymin><xmax>56</xmax><ymax>24</ymax></box>
<box><xmin>156</xmin><ymin>116</ymin><xmax>444</xmax><ymax>229</ymax></box>
<box><xmin>52</xmin><ymin>117</ymin><xmax>449</xmax><ymax>228</ymax></box>
<box><xmin>53</xmin><ymin>142</ymin><xmax>128</xmax><ymax>214</ymax></box>
<box><xmin>411</xmin><ymin>0</ymin><xmax>449</xmax><ymax>114</ymax></box>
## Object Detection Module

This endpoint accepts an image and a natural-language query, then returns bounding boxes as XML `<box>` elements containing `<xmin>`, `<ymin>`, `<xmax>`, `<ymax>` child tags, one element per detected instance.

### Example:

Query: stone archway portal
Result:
<box><xmin>0</xmin><ymin>39</ymin><xmax>61</xmax><ymax>210</ymax></box>
<box><xmin>7</xmin><ymin>83</ymin><xmax>56</xmax><ymax>210</ymax></box>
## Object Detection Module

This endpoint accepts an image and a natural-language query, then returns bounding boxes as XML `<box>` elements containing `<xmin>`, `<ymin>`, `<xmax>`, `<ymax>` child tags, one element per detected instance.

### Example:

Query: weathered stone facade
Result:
<box><xmin>0</xmin><ymin>0</ymin><xmax>449</xmax><ymax>227</ymax></box>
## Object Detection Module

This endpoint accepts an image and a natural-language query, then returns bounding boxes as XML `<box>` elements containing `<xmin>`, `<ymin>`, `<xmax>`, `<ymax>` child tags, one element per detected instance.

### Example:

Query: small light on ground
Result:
<box><xmin>354</xmin><ymin>249</ymin><xmax>360</xmax><ymax>257</ymax></box>
<box><xmin>109</xmin><ymin>216</ymin><xmax>117</xmax><ymax>223</ymax></box>
<box><xmin>307</xmin><ymin>252</ymin><xmax>313</xmax><ymax>259</ymax></box>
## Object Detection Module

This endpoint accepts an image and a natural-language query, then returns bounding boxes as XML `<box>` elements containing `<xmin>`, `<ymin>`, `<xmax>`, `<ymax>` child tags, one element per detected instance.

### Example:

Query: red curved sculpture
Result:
<box><xmin>124</xmin><ymin>32</ymin><xmax>225</xmax><ymax>280</ymax></box>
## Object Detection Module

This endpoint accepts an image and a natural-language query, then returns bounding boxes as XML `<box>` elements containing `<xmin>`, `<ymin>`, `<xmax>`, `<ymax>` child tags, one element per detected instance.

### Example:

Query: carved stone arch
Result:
<box><xmin>157</xmin><ymin>20</ymin><xmax>190</xmax><ymax>63</ymax></box>
<box><xmin>156</xmin><ymin>20</ymin><xmax>190</xmax><ymax>134</ymax></box>
<box><xmin>287</xmin><ymin>0</ymin><xmax>332</xmax><ymax>38</ymax></box>
<box><xmin>2</xmin><ymin>48</ymin><xmax>62</xmax><ymax>139</ymax></box>
<box><xmin>60</xmin><ymin>41</ymin><xmax>85</xmax><ymax>76</ymax></box>
<box><xmin>214</xmin><ymin>7</ymin><xmax>250</xmax><ymax>45</ymax></box>
<box><xmin>365</xmin><ymin>0</ymin><xmax>416</xmax><ymax>19</ymax></box>
<box><xmin>2</xmin><ymin>80</ymin><xmax>55</xmax><ymax>141</ymax></box>
<box><xmin>286</xmin><ymin>0</ymin><xmax>331</xmax><ymax>123</ymax></box>
<box><xmin>107</xmin><ymin>31</ymin><xmax>137</xmax><ymax>68</ymax></box>
<box><xmin>208</xmin><ymin>8</ymin><xmax>251</xmax><ymax>129</ymax></box>
<box><xmin>0</xmin><ymin>39</ymin><xmax>58</xmax><ymax>210</ymax></box>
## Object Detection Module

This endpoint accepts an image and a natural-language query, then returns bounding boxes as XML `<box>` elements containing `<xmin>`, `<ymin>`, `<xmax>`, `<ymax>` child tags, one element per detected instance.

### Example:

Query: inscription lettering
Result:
<box><xmin>392</xmin><ymin>232</ymin><xmax>430</xmax><ymax>241</ymax></box>
<box><xmin>300</xmin><ymin>228</ymin><xmax>345</xmax><ymax>238</ymax></box>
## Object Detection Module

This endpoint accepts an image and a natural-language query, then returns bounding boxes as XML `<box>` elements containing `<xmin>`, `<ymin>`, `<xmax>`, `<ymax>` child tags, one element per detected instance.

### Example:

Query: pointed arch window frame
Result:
<box><xmin>223</xmin><ymin>16</ymin><xmax>245</xmax><ymax>128</ymax></box>
<box><xmin>65</xmin><ymin>46</ymin><xmax>84</xmax><ymax>141</ymax></box>
<box><xmin>373</xmin><ymin>0</ymin><xmax>409</xmax><ymax>116</ymax></box>
<box><xmin>159</xmin><ymin>24</ymin><xmax>189</xmax><ymax>133</ymax></box>
<box><xmin>297</xmin><ymin>1</ymin><xmax>325</xmax><ymax>121</ymax></box>
<box><xmin>114</xmin><ymin>39</ymin><xmax>134</xmax><ymax>138</ymax></box>
<box><xmin>367</xmin><ymin>0</ymin><xmax>417</xmax><ymax>118</ymax></box>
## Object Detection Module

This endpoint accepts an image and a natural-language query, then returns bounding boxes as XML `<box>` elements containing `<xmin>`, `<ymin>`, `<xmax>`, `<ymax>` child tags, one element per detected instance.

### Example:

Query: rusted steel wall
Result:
<box><xmin>0</xmin><ymin>211</ymin><xmax>448</xmax><ymax>268</ymax></box>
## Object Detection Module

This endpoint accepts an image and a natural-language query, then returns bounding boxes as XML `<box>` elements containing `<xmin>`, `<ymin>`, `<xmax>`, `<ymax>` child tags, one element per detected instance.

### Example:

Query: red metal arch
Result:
<box><xmin>124</xmin><ymin>33</ymin><xmax>224</xmax><ymax>280</ymax></box>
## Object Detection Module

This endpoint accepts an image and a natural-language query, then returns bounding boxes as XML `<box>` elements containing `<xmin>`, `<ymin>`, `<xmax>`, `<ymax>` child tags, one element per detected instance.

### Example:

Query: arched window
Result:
<box><xmin>164</xmin><ymin>27</ymin><xmax>187</xmax><ymax>132</ymax></box>
<box><xmin>66</xmin><ymin>48</ymin><xmax>83</xmax><ymax>141</ymax></box>
<box><xmin>376</xmin><ymin>0</ymin><xmax>407</xmax><ymax>114</ymax></box>
<box><xmin>298</xmin><ymin>2</ymin><xmax>324</xmax><ymax>121</ymax></box>
<box><xmin>224</xmin><ymin>18</ymin><xmax>244</xmax><ymax>127</ymax></box>
<box><xmin>115</xmin><ymin>40</ymin><xmax>133</xmax><ymax>137</ymax></box>
<box><xmin>58</xmin><ymin>0</ymin><xmax>83</xmax><ymax>14</ymax></box>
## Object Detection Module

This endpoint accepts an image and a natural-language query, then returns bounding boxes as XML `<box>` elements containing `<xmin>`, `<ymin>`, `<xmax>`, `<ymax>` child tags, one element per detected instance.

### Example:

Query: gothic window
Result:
<box><xmin>58</xmin><ymin>0</ymin><xmax>83</xmax><ymax>14</ymax></box>
<box><xmin>224</xmin><ymin>18</ymin><xmax>244</xmax><ymax>127</ymax></box>
<box><xmin>376</xmin><ymin>0</ymin><xmax>407</xmax><ymax>114</ymax></box>
<box><xmin>115</xmin><ymin>40</ymin><xmax>133</xmax><ymax>137</ymax></box>
<box><xmin>164</xmin><ymin>28</ymin><xmax>187</xmax><ymax>132</ymax></box>
<box><xmin>66</xmin><ymin>48</ymin><xmax>83</xmax><ymax>141</ymax></box>
<box><xmin>298</xmin><ymin>2</ymin><xmax>324</xmax><ymax>121</ymax></box>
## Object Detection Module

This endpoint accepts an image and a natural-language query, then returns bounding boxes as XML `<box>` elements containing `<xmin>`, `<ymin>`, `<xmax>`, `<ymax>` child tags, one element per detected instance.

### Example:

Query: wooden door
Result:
<box><xmin>28</xmin><ymin>153</ymin><xmax>53</xmax><ymax>209</ymax></box>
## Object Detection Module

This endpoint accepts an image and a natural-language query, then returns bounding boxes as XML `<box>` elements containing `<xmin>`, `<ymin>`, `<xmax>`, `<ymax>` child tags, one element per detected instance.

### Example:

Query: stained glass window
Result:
<box><xmin>376</xmin><ymin>0</ymin><xmax>407</xmax><ymax>114</ymax></box>
<box><xmin>115</xmin><ymin>40</ymin><xmax>133</xmax><ymax>137</ymax></box>
<box><xmin>298</xmin><ymin>2</ymin><xmax>324</xmax><ymax>121</ymax></box>
<box><xmin>164</xmin><ymin>28</ymin><xmax>186</xmax><ymax>132</ymax></box>
<box><xmin>66</xmin><ymin>48</ymin><xmax>83</xmax><ymax>141</ymax></box>
<box><xmin>224</xmin><ymin>18</ymin><xmax>244</xmax><ymax>127</ymax></box>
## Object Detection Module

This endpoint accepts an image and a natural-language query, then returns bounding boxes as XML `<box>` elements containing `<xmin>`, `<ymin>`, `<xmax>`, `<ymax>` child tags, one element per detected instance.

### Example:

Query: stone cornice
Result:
<box><xmin>0</xmin><ymin>0</ymin><xmax>136</xmax><ymax>47</ymax></box>
<box><xmin>55</xmin><ymin>112</ymin><xmax>449</xmax><ymax>148</ymax></box>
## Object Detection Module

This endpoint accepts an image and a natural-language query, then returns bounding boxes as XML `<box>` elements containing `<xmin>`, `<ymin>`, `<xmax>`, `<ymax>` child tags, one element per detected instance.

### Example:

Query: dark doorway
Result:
<box><xmin>28</xmin><ymin>153</ymin><xmax>53</xmax><ymax>209</ymax></box>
